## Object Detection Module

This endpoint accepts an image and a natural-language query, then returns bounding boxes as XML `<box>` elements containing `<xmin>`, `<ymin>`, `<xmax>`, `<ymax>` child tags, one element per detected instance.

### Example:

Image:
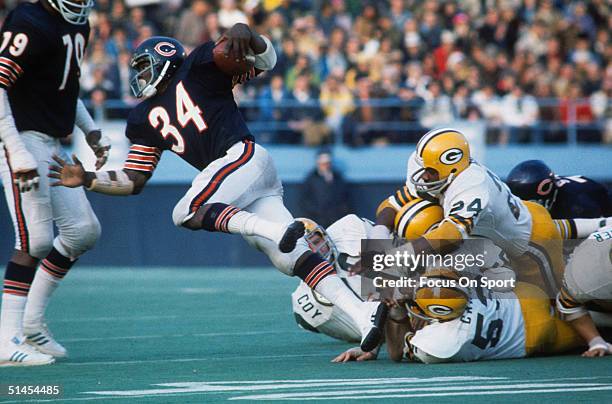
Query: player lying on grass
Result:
<box><xmin>334</xmin><ymin>271</ymin><xmax>585</xmax><ymax>363</ymax></box>
<box><xmin>556</xmin><ymin>225</ymin><xmax>612</xmax><ymax>357</ymax></box>
<box><xmin>291</xmin><ymin>215</ymin><xmax>381</xmax><ymax>343</ymax></box>
<box><xmin>295</xmin><ymin>199</ymin><xmax>518</xmax><ymax>348</ymax></box>
<box><xmin>49</xmin><ymin>26</ymin><xmax>387</xmax><ymax>352</ymax></box>
<box><xmin>291</xmin><ymin>193</ymin><xmax>609</xmax><ymax>347</ymax></box>
<box><xmin>335</xmin><ymin>199</ymin><xmax>612</xmax><ymax>363</ymax></box>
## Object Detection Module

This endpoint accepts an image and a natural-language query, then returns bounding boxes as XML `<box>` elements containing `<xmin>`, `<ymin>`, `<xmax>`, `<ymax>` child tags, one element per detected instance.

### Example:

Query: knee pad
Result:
<box><xmin>57</xmin><ymin>215</ymin><xmax>101</xmax><ymax>258</ymax></box>
<box><xmin>26</xmin><ymin>235</ymin><xmax>54</xmax><ymax>260</ymax></box>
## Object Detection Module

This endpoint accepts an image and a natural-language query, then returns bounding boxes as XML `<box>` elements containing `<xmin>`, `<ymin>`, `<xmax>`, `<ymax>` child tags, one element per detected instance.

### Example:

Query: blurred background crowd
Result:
<box><xmin>1</xmin><ymin>0</ymin><xmax>610</xmax><ymax>145</ymax></box>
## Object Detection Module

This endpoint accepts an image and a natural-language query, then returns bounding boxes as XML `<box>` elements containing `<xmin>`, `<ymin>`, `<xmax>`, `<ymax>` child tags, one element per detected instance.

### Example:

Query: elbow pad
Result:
<box><xmin>254</xmin><ymin>35</ymin><xmax>277</xmax><ymax>71</ymax></box>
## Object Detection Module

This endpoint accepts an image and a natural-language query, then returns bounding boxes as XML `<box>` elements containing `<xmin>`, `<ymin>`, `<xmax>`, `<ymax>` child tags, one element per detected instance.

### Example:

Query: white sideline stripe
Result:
<box><xmin>159</xmin><ymin>376</ymin><xmax>503</xmax><ymax>387</ymax></box>
<box><xmin>61</xmin><ymin>329</ymin><xmax>300</xmax><ymax>342</ymax></box>
<box><xmin>85</xmin><ymin>377</ymin><xmax>503</xmax><ymax>396</ymax></box>
<box><xmin>63</xmin><ymin>352</ymin><xmax>334</xmax><ymax>367</ymax></box>
<box><xmin>264</xmin><ymin>386</ymin><xmax>612</xmax><ymax>401</ymax></box>
<box><xmin>231</xmin><ymin>383</ymin><xmax>612</xmax><ymax>400</ymax></box>
<box><xmin>53</xmin><ymin>311</ymin><xmax>285</xmax><ymax>323</ymax></box>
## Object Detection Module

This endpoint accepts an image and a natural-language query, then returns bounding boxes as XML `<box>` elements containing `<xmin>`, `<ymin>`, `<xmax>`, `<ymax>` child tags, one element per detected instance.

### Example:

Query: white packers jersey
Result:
<box><xmin>410</xmin><ymin>291</ymin><xmax>526</xmax><ymax>362</ymax></box>
<box><xmin>291</xmin><ymin>215</ymin><xmax>380</xmax><ymax>340</ymax></box>
<box><xmin>564</xmin><ymin>225</ymin><xmax>612</xmax><ymax>303</ymax></box>
<box><xmin>440</xmin><ymin>162</ymin><xmax>531</xmax><ymax>257</ymax></box>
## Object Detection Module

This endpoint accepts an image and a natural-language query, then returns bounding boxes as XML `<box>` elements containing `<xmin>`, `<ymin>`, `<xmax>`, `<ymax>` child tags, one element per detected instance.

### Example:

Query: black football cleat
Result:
<box><xmin>279</xmin><ymin>220</ymin><xmax>306</xmax><ymax>253</ymax></box>
<box><xmin>360</xmin><ymin>302</ymin><xmax>389</xmax><ymax>352</ymax></box>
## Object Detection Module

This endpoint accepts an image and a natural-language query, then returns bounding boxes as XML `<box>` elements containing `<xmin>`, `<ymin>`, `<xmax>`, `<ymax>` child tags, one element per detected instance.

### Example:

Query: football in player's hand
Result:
<box><xmin>213</xmin><ymin>38</ymin><xmax>255</xmax><ymax>76</ymax></box>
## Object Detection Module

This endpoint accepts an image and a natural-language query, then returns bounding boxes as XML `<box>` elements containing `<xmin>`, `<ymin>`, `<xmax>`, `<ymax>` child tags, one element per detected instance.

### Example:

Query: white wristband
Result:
<box><xmin>254</xmin><ymin>35</ymin><xmax>276</xmax><ymax>71</ymax></box>
<box><xmin>87</xmin><ymin>171</ymin><xmax>134</xmax><ymax>195</ymax></box>
<box><xmin>588</xmin><ymin>336</ymin><xmax>610</xmax><ymax>352</ymax></box>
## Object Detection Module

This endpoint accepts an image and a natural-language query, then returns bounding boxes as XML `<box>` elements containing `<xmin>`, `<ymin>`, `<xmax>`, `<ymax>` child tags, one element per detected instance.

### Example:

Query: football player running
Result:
<box><xmin>0</xmin><ymin>0</ymin><xmax>107</xmax><ymax>366</ymax></box>
<box><xmin>50</xmin><ymin>27</ymin><xmax>387</xmax><ymax>353</ymax></box>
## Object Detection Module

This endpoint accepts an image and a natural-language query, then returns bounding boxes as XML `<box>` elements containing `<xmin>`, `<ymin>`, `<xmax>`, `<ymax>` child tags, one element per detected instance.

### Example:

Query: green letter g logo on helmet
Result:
<box><xmin>440</xmin><ymin>148</ymin><xmax>464</xmax><ymax>165</ymax></box>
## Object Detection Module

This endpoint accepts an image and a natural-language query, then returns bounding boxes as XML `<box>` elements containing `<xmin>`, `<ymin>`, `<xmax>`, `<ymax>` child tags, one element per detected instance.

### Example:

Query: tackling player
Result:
<box><xmin>361</xmin><ymin>128</ymin><xmax>567</xmax><ymax>296</ymax></box>
<box><xmin>506</xmin><ymin>160</ymin><xmax>611</xmax><ymax>220</ymax></box>
<box><xmin>50</xmin><ymin>27</ymin><xmax>387</xmax><ymax>353</ymax></box>
<box><xmin>293</xmin><ymin>200</ymin><xmax>516</xmax><ymax>345</ymax></box>
<box><xmin>334</xmin><ymin>271</ymin><xmax>583</xmax><ymax>363</ymax></box>
<box><xmin>0</xmin><ymin>0</ymin><xmax>108</xmax><ymax>366</ymax></box>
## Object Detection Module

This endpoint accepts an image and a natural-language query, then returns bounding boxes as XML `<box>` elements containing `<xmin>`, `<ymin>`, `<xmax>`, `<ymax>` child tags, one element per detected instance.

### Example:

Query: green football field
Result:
<box><xmin>1</xmin><ymin>268</ymin><xmax>611</xmax><ymax>403</ymax></box>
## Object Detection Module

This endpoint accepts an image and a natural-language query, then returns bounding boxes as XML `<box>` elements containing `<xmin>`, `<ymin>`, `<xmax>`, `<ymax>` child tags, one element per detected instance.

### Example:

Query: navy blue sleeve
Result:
<box><xmin>0</xmin><ymin>6</ymin><xmax>47</xmax><ymax>89</ymax></box>
<box><xmin>189</xmin><ymin>42</ymin><xmax>215</xmax><ymax>67</ymax></box>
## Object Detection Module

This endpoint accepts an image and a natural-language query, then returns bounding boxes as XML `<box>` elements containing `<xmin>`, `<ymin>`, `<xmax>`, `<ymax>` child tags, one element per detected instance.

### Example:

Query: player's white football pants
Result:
<box><xmin>292</xmin><ymin>281</ymin><xmax>361</xmax><ymax>342</ymax></box>
<box><xmin>172</xmin><ymin>141</ymin><xmax>307</xmax><ymax>275</ymax></box>
<box><xmin>0</xmin><ymin>131</ymin><xmax>100</xmax><ymax>259</ymax></box>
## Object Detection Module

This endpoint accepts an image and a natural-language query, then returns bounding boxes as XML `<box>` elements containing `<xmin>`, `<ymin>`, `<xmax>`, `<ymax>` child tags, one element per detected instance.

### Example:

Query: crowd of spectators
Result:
<box><xmin>1</xmin><ymin>0</ymin><xmax>610</xmax><ymax>145</ymax></box>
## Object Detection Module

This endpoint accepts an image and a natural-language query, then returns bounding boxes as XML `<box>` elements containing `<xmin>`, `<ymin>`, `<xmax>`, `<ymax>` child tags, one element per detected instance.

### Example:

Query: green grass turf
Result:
<box><xmin>1</xmin><ymin>268</ymin><xmax>611</xmax><ymax>403</ymax></box>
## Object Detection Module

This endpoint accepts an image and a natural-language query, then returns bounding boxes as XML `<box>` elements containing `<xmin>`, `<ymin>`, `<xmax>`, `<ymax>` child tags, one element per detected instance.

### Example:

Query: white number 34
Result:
<box><xmin>148</xmin><ymin>82</ymin><xmax>207</xmax><ymax>154</ymax></box>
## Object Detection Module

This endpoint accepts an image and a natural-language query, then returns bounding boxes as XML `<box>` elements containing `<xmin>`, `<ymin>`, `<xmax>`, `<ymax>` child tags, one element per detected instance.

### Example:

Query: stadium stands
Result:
<box><xmin>1</xmin><ymin>0</ymin><xmax>606</xmax><ymax>145</ymax></box>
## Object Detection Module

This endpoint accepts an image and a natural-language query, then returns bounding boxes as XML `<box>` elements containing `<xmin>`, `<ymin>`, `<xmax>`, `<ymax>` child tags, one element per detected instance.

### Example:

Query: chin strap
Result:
<box><xmin>141</xmin><ymin>61</ymin><xmax>170</xmax><ymax>99</ymax></box>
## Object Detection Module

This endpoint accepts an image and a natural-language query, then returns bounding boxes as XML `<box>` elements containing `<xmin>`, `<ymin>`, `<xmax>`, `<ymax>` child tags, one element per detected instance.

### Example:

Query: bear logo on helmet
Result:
<box><xmin>154</xmin><ymin>42</ymin><xmax>177</xmax><ymax>57</ymax></box>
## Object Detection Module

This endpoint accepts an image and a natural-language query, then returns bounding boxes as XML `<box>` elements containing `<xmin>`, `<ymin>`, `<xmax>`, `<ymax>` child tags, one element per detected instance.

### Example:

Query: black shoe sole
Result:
<box><xmin>360</xmin><ymin>303</ymin><xmax>389</xmax><ymax>352</ymax></box>
<box><xmin>279</xmin><ymin>221</ymin><xmax>306</xmax><ymax>253</ymax></box>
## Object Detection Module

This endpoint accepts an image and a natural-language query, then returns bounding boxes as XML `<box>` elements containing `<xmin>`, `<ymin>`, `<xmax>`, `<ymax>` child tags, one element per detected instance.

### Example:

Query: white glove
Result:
<box><xmin>86</xmin><ymin>130</ymin><xmax>111</xmax><ymax>170</ymax></box>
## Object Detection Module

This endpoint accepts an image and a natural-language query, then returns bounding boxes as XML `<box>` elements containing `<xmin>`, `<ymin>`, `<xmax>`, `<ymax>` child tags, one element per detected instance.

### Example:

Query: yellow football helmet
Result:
<box><xmin>298</xmin><ymin>218</ymin><xmax>338</xmax><ymax>266</ymax></box>
<box><xmin>394</xmin><ymin>198</ymin><xmax>444</xmax><ymax>239</ymax></box>
<box><xmin>406</xmin><ymin>268</ymin><xmax>469</xmax><ymax>323</ymax></box>
<box><xmin>410</xmin><ymin>128</ymin><xmax>471</xmax><ymax>195</ymax></box>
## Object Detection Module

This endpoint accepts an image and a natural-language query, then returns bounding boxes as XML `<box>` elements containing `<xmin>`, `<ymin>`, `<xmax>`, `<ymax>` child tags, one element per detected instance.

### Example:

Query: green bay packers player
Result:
<box><xmin>367</xmin><ymin>128</ymin><xmax>564</xmax><ymax>296</ymax></box>
<box><xmin>310</xmin><ymin>200</ymin><xmax>515</xmax><ymax>348</ymax></box>
<box><xmin>291</xmin><ymin>215</ymin><xmax>379</xmax><ymax>343</ymax></box>
<box><xmin>334</xmin><ymin>270</ymin><xmax>584</xmax><ymax>363</ymax></box>
<box><xmin>556</xmin><ymin>225</ymin><xmax>612</xmax><ymax>357</ymax></box>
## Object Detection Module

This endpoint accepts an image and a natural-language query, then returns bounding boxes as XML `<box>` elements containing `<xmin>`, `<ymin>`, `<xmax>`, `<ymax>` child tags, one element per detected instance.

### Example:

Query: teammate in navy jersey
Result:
<box><xmin>51</xmin><ymin>25</ymin><xmax>387</xmax><ymax>355</ymax></box>
<box><xmin>0</xmin><ymin>0</ymin><xmax>108</xmax><ymax>366</ymax></box>
<box><xmin>506</xmin><ymin>160</ymin><xmax>611</xmax><ymax>220</ymax></box>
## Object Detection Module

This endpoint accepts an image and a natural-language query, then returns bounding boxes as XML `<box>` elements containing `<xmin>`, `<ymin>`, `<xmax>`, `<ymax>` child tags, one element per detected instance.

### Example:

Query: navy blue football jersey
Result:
<box><xmin>124</xmin><ymin>42</ymin><xmax>256</xmax><ymax>174</ymax></box>
<box><xmin>549</xmin><ymin>176</ymin><xmax>611</xmax><ymax>219</ymax></box>
<box><xmin>0</xmin><ymin>2</ymin><xmax>89</xmax><ymax>138</ymax></box>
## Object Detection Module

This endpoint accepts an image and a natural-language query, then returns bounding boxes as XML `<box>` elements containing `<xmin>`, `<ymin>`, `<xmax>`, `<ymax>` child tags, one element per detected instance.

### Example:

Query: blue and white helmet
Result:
<box><xmin>47</xmin><ymin>0</ymin><xmax>94</xmax><ymax>25</ymax></box>
<box><xmin>129</xmin><ymin>36</ymin><xmax>186</xmax><ymax>99</ymax></box>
